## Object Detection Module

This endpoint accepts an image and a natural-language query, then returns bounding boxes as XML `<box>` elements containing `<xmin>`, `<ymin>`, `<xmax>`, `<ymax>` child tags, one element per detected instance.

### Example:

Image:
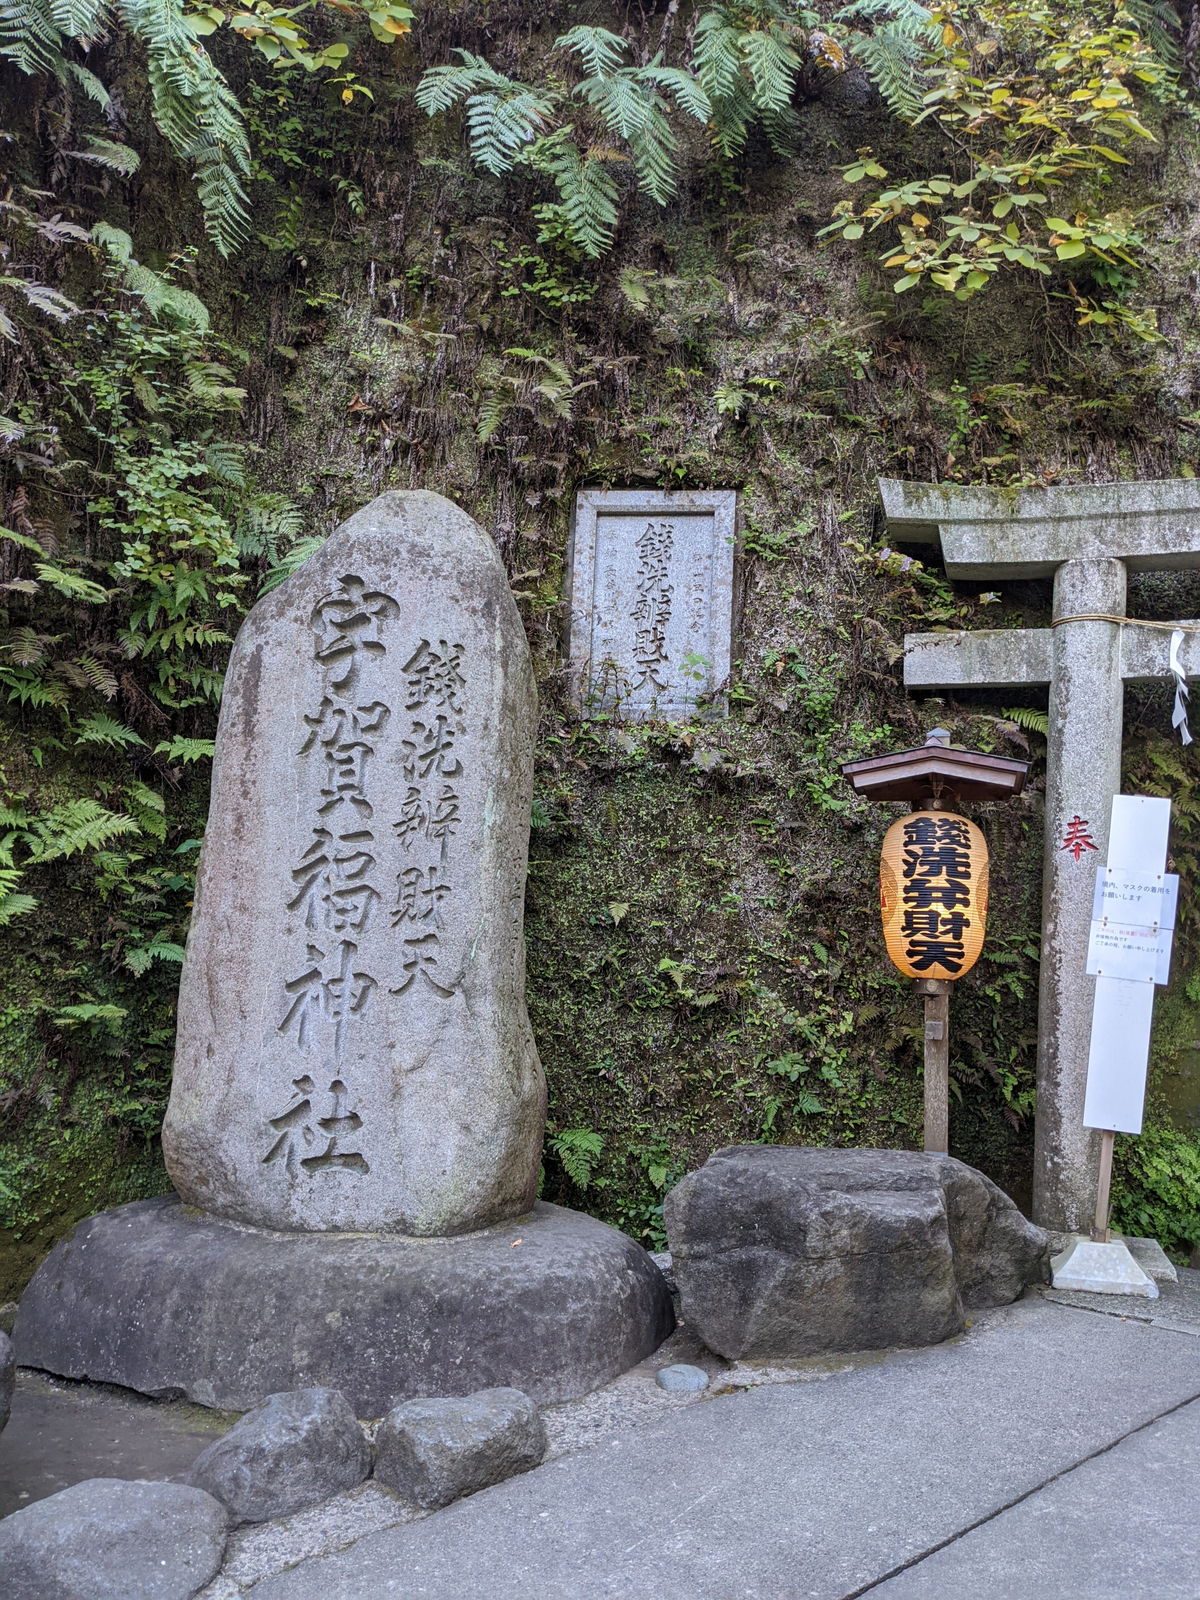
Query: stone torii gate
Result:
<box><xmin>880</xmin><ymin>477</ymin><xmax>1200</xmax><ymax>1233</ymax></box>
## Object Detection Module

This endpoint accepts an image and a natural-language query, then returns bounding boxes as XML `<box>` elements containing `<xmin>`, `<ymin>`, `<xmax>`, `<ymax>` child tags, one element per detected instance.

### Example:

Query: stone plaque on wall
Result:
<box><xmin>567</xmin><ymin>489</ymin><xmax>737</xmax><ymax>719</ymax></box>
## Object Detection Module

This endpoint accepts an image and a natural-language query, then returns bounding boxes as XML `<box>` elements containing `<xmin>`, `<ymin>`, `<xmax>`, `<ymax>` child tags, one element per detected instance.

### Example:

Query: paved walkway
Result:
<box><xmin>7</xmin><ymin>1280</ymin><xmax>1200</xmax><ymax>1597</ymax></box>
<box><xmin>246</xmin><ymin>1291</ymin><xmax>1200</xmax><ymax>1600</ymax></box>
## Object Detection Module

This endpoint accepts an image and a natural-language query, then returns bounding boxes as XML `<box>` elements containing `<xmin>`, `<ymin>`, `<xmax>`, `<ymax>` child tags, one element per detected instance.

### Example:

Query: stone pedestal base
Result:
<box><xmin>1051</xmin><ymin>1235</ymin><xmax>1159</xmax><ymax>1299</ymax></box>
<box><xmin>14</xmin><ymin>1196</ymin><xmax>673</xmax><ymax>1415</ymax></box>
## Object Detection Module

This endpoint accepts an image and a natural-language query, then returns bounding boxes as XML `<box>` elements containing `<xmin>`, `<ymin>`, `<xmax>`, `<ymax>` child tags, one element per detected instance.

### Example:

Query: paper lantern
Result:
<box><xmin>879</xmin><ymin>809</ymin><xmax>989</xmax><ymax>981</ymax></box>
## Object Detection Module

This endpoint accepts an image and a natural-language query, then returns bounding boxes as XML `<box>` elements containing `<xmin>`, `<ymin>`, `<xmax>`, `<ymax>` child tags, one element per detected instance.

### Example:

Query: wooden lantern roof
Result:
<box><xmin>841</xmin><ymin>729</ymin><xmax>1029</xmax><ymax>805</ymax></box>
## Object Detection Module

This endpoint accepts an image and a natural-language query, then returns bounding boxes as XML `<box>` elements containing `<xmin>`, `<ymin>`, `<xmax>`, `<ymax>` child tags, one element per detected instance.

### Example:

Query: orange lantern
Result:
<box><xmin>880</xmin><ymin>809</ymin><xmax>988</xmax><ymax>981</ymax></box>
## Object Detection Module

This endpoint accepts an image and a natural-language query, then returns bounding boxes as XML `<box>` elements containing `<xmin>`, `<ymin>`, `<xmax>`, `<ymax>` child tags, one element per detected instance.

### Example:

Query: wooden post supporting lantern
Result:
<box><xmin>842</xmin><ymin>731</ymin><xmax>1028</xmax><ymax>1155</ymax></box>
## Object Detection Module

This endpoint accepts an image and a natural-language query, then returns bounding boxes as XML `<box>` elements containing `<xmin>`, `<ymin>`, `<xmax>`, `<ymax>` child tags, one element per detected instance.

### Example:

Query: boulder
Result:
<box><xmin>0</xmin><ymin>1477</ymin><xmax>227</xmax><ymax>1600</ymax></box>
<box><xmin>181</xmin><ymin>1387</ymin><xmax>370</xmax><ymax>1523</ymax></box>
<box><xmin>0</xmin><ymin>1329</ymin><xmax>14</xmax><ymax>1433</ymax></box>
<box><xmin>15</xmin><ymin>1195</ymin><xmax>673</xmax><ymax>1413</ymax></box>
<box><xmin>374</xmin><ymin>1387</ymin><xmax>546</xmax><ymax>1509</ymax></box>
<box><xmin>665</xmin><ymin>1146</ymin><xmax>1050</xmax><ymax>1360</ymax></box>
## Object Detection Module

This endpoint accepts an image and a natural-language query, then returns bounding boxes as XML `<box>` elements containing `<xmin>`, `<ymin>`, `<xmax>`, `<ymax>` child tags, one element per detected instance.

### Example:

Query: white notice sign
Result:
<box><xmin>1082</xmin><ymin>795</ymin><xmax>1173</xmax><ymax>1136</ymax></box>
<box><xmin>1083</xmin><ymin>977</ymin><xmax>1157</xmax><ymax>1134</ymax></box>
<box><xmin>1091</xmin><ymin>868</ymin><xmax>1178</xmax><ymax>931</ymax></box>
<box><xmin>1086</xmin><ymin>869</ymin><xmax>1179</xmax><ymax>984</ymax></box>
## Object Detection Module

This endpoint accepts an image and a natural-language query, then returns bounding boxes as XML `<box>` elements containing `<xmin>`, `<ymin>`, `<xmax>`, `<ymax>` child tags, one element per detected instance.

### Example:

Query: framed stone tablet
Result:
<box><xmin>567</xmin><ymin>489</ymin><xmax>737</xmax><ymax>719</ymax></box>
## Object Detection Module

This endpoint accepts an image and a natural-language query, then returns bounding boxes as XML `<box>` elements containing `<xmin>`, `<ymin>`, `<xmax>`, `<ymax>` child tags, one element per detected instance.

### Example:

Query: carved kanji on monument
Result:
<box><xmin>162</xmin><ymin>491</ymin><xmax>546</xmax><ymax>1236</ymax></box>
<box><xmin>567</xmin><ymin>489</ymin><xmax>737</xmax><ymax>719</ymax></box>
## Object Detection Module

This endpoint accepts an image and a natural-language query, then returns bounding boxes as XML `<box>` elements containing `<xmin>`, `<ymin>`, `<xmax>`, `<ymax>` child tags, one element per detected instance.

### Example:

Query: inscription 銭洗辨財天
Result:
<box><xmin>630</xmin><ymin>520</ymin><xmax>674</xmax><ymax>695</ymax></box>
<box><xmin>266</xmin><ymin>571</ymin><xmax>469</xmax><ymax>1179</ymax></box>
<box><xmin>568</xmin><ymin>489</ymin><xmax>737</xmax><ymax>720</ymax></box>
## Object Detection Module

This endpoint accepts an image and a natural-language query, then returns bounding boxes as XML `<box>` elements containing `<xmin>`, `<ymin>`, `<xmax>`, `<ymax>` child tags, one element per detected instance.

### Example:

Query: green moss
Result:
<box><xmin>3</xmin><ymin>29</ymin><xmax>1200</xmax><ymax>1287</ymax></box>
<box><xmin>1</xmin><ymin>1088</ymin><xmax>169</xmax><ymax>1302</ymax></box>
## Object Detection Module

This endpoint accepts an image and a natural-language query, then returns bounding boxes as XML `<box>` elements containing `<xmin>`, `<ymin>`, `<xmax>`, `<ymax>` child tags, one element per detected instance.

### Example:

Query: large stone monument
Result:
<box><xmin>15</xmin><ymin>492</ymin><xmax>672</xmax><ymax>1412</ymax></box>
<box><xmin>881</xmin><ymin>477</ymin><xmax>1200</xmax><ymax>1233</ymax></box>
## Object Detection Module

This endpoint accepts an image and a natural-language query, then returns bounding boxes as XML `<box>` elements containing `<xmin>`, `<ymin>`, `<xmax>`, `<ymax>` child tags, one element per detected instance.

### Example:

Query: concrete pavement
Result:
<box><xmin>248</xmin><ymin>1294</ymin><xmax>1200</xmax><ymax>1600</ymax></box>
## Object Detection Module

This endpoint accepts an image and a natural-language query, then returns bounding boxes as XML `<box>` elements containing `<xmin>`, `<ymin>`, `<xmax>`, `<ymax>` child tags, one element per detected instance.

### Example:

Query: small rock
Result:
<box><xmin>182</xmin><ymin>1388</ymin><xmax>369</xmax><ymax>1524</ymax></box>
<box><xmin>655</xmin><ymin>1363</ymin><xmax>709</xmax><ymax>1393</ymax></box>
<box><xmin>0</xmin><ymin>1329</ymin><xmax>14</xmax><ymax>1434</ymax></box>
<box><xmin>0</xmin><ymin>1477</ymin><xmax>227</xmax><ymax>1600</ymax></box>
<box><xmin>374</xmin><ymin>1387</ymin><xmax>546</xmax><ymax>1509</ymax></box>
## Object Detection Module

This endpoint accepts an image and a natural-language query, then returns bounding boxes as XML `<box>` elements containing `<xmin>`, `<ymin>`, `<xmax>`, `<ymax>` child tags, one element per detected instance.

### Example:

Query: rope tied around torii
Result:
<box><xmin>1049</xmin><ymin>614</ymin><xmax>1194</xmax><ymax>745</ymax></box>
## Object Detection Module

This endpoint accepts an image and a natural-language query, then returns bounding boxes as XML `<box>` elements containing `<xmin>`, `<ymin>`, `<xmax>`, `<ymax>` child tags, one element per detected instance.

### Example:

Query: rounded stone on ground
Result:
<box><xmin>654</xmin><ymin>1363</ymin><xmax>710</xmax><ymax>1393</ymax></box>
<box><xmin>181</xmin><ymin>1387</ymin><xmax>370</xmax><ymax>1524</ymax></box>
<box><xmin>374</xmin><ymin>1387</ymin><xmax>546</xmax><ymax>1510</ymax></box>
<box><xmin>0</xmin><ymin>1476</ymin><xmax>228</xmax><ymax>1600</ymax></box>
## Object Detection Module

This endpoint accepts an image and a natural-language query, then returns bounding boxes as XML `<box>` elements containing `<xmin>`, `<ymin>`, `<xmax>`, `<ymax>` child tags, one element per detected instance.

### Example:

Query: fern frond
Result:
<box><xmin>417</xmin><ymin>52</ymin><xmax>557</xmax><ymax>175</ymax></box>
<box><xmin>28</xmin><ymin>798</ymin><xmax>139</xmax><ymax>859</ymax></box>
<box><xmin>69</xmin><ymin>654</ymin><xmax>120</xmax><ymax>697</ymax></box>
<box><xmin>153</xmin><ymin>735</ymin><xmax>215</xmax><ymax>763</ymax></box>
<box><xmin>549</xmin><ymin>1126</ymin><xmax>604</xmax><ymax>1188</ymax></box>
<box><xmin>1001</xmin><ymin>705</ymin><xmax>1049</xmax><ymax>736</ymax></box>
<box><xmin>0</xmin><ymin>0</ymin><xmax>66</xmax><ymax>77</ymax></box>
<box><xmin>119</xmin><ymin>0</ymin><xmax>251</xmax><ymax>255</ymax></box>
<box><xmin>465</xmin><ymin>85</ymin><xmax>555</xmax><ymax>174</ymax></box>
<box><xmin>0</xmin><ymin>887</ymin><xmax>37</xmax><ymax>924</ymax></box>
<box><xmin>74</xmin><ymin>711</ymin><xmax>146</xmax><ymax>747</ymax></box>
<box><xmin>626</xmin><ymin>101</ymin><xmax>680</xmax><ymax>204</ymax></box>
<box><xmin>124</xmin><ymin>939</ymin><xmax>184</xmax><ymax>974</ymax></box>
<box><xmin>851</xmin><ymin>20</ymin><xmax>928</xmax><ymax>118</ymax></box>
<box><xmin>528</xmin><ymin>129</ymin><xmax>620</xmax><ymax>258</ymax></box>
<box><xmin>0</xmin><ymin>275</ymin><xmax>79</xmax><ymax>325</ymax></box>
<box><xmin>47</xmin><ymin>0</ymin><xmax>107</xmax><ymax>36</ymax></box>
<box><xmin>66</xmin><ymin>135</ymin><xmax>140</xmax><ymax>173</ymax></box>
<box><xmin>694</xmin><ymin>12</ymin><xmax>745</xmax><ymax>102</ymax></box>
<box><xmin>261</xmin><ymin>534</ymin><xmax>326</xmax><ymax>594</ymax></box>
<box><xmin>833</xmin><ymin>0</ymin><xmax>932</xmax><ymax>24</ymax></box>
<box><xmin>91</xmin><ymin>220</ymin><xmax>133</xmax><ymax>261</ymax></box>
<box><xmin>475</xmin><ymin>383</ymin><xmax>510</xmax><ymax>444</ymax></box>
<box><xmin>203</xmin><ymin>439</ymin><xmax>246</xmax><ymax>487</ymax></box>
<box><xmin>1123</xmin><ymin>0</ymin><xmax>1182</xmax><ymax>70</ymax></box>
<box><xmin>64</xmin><ymin>59</ymin><xmax>110</xmax><ymax>104</ymax></box>
<box><xmin>639</xmin><ymin>65</ymin><xmax>711</xmax><ymax>123</ymax></box>
<box><xmin>415</xmin><ymin>50</ymin><xmax>512</xmax><ymax>114</ymax></box>
<box><xmin>555</xmin><ymin>24</ymin><xmax>629</xmax><ymax>78</ymax></box>
<box><xmin>234</xmin><ymin>492</ymin><xmax>304</xmax><ymax>557</ymax></box>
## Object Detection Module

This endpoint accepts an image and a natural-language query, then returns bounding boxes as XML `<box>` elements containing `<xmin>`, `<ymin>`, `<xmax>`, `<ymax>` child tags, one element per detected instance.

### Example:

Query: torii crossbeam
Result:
<box><xmin>881</xmin><ymin>477</ymin><xmax>1200</xmax><ymax>1232</ymax></box>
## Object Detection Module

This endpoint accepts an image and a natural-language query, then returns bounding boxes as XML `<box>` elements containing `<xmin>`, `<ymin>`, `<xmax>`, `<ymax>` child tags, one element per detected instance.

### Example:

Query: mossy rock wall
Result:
<box><xmin>3</xmin><ymin>13</ymin><xmax>1200</xmax><ymax>1293</ymax></box>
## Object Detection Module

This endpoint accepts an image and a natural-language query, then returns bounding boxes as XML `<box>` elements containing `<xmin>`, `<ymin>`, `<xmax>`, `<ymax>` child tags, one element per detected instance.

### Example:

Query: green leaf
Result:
<box><xmin>153</xmin><ymin>736</ymin><xmax>216</xmax><ymax>763</ymax></box>
<box><xmin>74</xmin><ymin>713</ymin><xmax>147</xmax><ymax>749</ymax></box>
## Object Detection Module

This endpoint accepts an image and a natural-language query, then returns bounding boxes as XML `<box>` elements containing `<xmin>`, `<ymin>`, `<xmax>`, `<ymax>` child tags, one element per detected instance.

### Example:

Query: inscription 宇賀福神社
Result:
<box><xmin>268</xmin><ymin>572</ymin><xmax>400</xmax><ymax>1176</ymax></box>
<box><xmin>164</xmin><ymin>489</ymin><xmax>546</xmax><ymax>1237</ymax></box>
<box><xmin>267</xmin><ymin>576</ymin><xmax>470</xmax><ymax>1178</ymax></box>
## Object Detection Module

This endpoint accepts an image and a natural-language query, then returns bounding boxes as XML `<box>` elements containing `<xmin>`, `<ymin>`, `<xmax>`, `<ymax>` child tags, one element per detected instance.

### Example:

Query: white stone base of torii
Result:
<box><xmin>881</xmin><ymin>477</ymin><xmax>1200</xmax><ymax>1233</ymax></box>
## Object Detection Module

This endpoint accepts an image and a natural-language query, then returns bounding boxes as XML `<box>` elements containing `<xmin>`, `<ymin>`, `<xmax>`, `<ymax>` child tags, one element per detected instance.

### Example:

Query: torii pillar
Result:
<box><xmin>881</xmin><ymin>477</ymin><xmax>1200</xmax><ymax>1232</ymax></box>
